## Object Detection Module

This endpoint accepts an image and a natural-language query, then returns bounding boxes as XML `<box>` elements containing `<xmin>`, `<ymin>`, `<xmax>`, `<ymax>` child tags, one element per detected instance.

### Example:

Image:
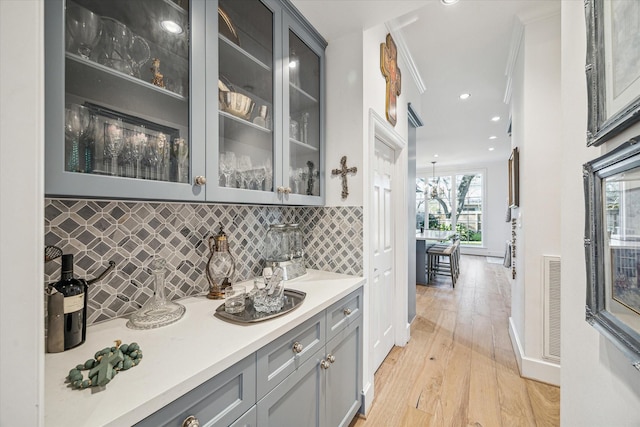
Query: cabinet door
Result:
<box><xmin>280</xmin><ymin>12</ymin><xmax>325</xmax><ymax>206</ymax></box>
<box><xmin>256</xmin><ymin>311</ymin><xmax>325</xmax><ymax>399</ymax></box>
<box><xmin>257</xmin><ymin>349</ymin><xmax>326</xmax><ymax>427</ymax></box>
<box><xmin>230</xmin><ymin>405</ymin><xmax>257</xmax><ymax>427</ymax></box>
<box><xmin>325</xmin><ymin>317</ymin><xmax>363</xmax><ymax>427</ymax></box>
<box><xmin>207</xmin><ymin>0</ymin><xmax>281</xmax><ymax>204</ymax></box>
<box><xmin>45</xmin><ymin>0</ymin><xmax>206</xmax><ymax>200</ymax></box>
<box><xmin>134</xmin><ymin>354</ymin><xmax>256</xmax><ymax>427</ymax></box>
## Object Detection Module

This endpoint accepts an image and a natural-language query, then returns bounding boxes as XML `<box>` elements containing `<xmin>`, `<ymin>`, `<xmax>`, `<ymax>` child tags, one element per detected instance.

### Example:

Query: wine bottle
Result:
<box><xmin>52</xmin><ymin>254</ymin><xmax>87</xmax><ymax>350</ymax></box>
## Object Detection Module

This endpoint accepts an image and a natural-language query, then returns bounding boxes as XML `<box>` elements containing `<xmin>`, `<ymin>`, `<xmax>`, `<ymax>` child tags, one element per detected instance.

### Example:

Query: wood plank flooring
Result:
<box><xmin>350</xmin><ymin>255</ymin><xmax>560</xmax><ymax>427</ymax></box>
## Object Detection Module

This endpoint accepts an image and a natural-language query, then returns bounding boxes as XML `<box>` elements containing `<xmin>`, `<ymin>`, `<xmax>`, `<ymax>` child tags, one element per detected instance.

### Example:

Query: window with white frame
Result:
<box><xmin>416</xmin><ymin>171</ymin><xmax>484</xmax><ymax>245</ymax></box>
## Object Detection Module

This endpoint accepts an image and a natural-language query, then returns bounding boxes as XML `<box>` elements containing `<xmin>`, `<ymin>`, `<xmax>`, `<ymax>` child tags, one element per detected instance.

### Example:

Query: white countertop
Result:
<box><xmin>45</xmin><ymin>269</ymin><xmax>365</xmax><ymax>427</ymax></box>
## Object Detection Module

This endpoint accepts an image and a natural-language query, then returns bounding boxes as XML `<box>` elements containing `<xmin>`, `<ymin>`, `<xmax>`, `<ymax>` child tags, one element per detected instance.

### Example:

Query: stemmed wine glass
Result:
<box><xmin>103</xmin><ymin>118</ymin><xmax>123</xmax><ymax>176</ymax></box>
<box><xmin>65</xmin><ymin>104</ymin><xmax>91</xmax><ymax>173</ymax></box>
<box><xmin>174</xmin><ymin>138</ymin><xmax>189</xmax><ymax>183</ymax></box>
<box><xmin>65</xmin><ymin>2</ymin><xmax>102</xmax><ymax>59</ymax></box>
<box><xmin>219</xmin><ymin>151</ymin><xmax>236</xmax><ymax>187</ymax></box>
<box><xmin>254</xmin><ymin>165</ymin><xmax>266</xmax><ymax>191</ymax></box>
<box><xmin>237</xmin><ymin>155</ymin><xmax>252</xmax><ymax>189</ymax></box>
<box><xmin>141</xmin><ymin>134</ymin><xmax>159</xmax><ymax>180</ymax></box>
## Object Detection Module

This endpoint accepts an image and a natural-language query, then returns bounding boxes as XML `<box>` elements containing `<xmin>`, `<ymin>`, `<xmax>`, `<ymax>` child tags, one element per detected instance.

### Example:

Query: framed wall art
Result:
<box><xmin>584</xmin><ymin>135</ymin><xmax>640</xmax><ymax>370</ymax></box>
<box><xmin>585</xmin><ymin>0</ymin><xmax>640</xmax><ymax>146</ymax></box>
<box><xmin>508</xmin><ymin>147</ymin><xmax>519</xmax><ymax>208</ymax></box>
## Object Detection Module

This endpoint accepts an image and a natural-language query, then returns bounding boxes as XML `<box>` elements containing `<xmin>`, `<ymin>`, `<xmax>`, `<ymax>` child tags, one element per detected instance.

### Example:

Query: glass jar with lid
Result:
<box><xmin>264</xmin><ymin>223</ymin><xmax>306</xmax><ymax>280</ymax></box>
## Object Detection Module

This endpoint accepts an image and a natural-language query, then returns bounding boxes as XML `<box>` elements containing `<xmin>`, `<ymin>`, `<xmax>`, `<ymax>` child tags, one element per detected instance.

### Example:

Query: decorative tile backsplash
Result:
<box><xmin>44</xmin><ymin>199</ymin><xmax>363</xmax><ymax>325</ymax></box>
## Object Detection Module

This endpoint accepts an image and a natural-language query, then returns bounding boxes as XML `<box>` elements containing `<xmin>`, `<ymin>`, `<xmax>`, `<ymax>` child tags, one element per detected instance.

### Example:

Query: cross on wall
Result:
<box><xmin>331</xmin><ymin>156</ymin><xmax>357</xmax><ymax>199</ymax></box>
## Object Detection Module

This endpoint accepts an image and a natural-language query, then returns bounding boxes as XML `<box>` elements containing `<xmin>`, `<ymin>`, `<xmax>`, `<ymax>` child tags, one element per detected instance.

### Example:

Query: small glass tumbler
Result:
<box><xmin>224</xmin><ymin>286</ymin><xmax>245</xmax><ymax>314</ymax></box>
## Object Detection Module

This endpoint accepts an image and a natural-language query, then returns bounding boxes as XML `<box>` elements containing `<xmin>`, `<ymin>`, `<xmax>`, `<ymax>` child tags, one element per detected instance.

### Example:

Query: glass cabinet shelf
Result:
<box><xmin>66</xmin><ymin>53</ymin><xmax>187</xmax><ymax>102</ymax></box>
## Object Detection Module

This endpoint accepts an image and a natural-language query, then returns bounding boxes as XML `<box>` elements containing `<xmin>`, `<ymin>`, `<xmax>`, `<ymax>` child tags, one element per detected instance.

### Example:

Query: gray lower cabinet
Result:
<box><xmin>135</xmin><ymin>288</ymin><xmax>362</xmax><ymax>427</ymax></box>
<box><xmin>230</xmin><ymin>406</ymin><xmax>257</xmax><ymax>427</ymax></box>
<box><xmin>256</xmin><ymin>311</ymin><xmax>325</xmax><ymax>399</ymax></box>
<box><xmin>325</xmin><ymin>320</ymin><xmax>362</xmax><ymax>427</ymax></box>
<box><xmin>134</xmin><ymin>354</ymin><xmax>256</xmax><ymax>427</ymax></box>
<box><xmin>256</xmin><ymin>348</ymin><xmax>326</xmax><ymax>426</ymax></box>
<box><xmin>256</xmin><ymin>288</ymin><xmax>363</xmax><ymax>427</ymax></box>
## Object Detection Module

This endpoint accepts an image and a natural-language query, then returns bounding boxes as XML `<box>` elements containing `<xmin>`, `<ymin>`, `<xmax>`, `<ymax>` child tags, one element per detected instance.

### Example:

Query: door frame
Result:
<box><xmin>361</xmin><ymin>109</ymin><xmax>409</xmax><ymax>413</ymax></box>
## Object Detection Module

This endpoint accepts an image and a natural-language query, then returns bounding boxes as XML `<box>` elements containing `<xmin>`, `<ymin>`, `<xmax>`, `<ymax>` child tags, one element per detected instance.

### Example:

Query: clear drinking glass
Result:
<box><xmin>66</xmin><ymin>1</ymin><xmax>102</xmax><ymax>59</ymax></box>
<box><xmin>220</xmin><ymin>151</ymin><xmax>236</xmax><ymax>188</ymax></box>
<box><xmin>103</xmin><ymin>118</ymin><xmax>123</xmax><ymax>176</ymax></box>
<box><xmin>126</xmin><ymin>257</ymin><xmax>186</xmax><ymax>329</ymax></box>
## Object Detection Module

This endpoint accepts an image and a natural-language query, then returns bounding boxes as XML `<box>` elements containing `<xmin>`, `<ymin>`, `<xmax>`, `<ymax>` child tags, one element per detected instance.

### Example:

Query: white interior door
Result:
<box><xmin>371</xmin><ymin>137</ymin><xmax>396</xmax><ymax>371</ymax></box>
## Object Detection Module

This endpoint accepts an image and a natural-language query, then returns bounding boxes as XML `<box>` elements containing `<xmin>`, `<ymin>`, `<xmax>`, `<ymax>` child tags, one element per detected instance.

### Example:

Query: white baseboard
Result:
<box><xmin>361</xmin><ymin>380</ymin><xmax>374</xmax><ymax>414</ymax></box>
<box><xmin>508</xmin><ymin>317</ymin><xmax>560</xmax><ymax>386</ymax></box>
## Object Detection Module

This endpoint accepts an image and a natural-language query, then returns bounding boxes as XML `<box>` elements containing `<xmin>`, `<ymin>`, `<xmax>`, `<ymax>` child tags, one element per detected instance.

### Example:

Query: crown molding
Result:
<box><xmin>385</xmin><ymin>22</ymin><xmax>426</xmax><ymax>95</ymax></box>
<box><xmin>503</xmin><ymin>17</ymin><xmax>524</xmax><ymax>104</ymax></box>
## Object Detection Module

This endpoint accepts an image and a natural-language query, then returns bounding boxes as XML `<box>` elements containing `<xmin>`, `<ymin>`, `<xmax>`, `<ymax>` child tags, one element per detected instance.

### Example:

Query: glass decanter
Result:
<box><xmin>126</xmin><ymin>257</ymin><xmax>185</xmax><ymax>329</ymax></box>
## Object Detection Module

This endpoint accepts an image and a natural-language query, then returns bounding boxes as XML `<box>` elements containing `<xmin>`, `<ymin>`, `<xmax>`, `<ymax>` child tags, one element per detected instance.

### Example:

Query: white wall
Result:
<box><xmin>509</xmin><ymin>12</ymin><xmax>562</xmax><ymax>386</ymax></box>
<box><xmin>561</xmin><ymin>1</ymin><xmax>640</xmax><ymax>424</ymax></box>
<box><xmin>417</xmin><ymin>160</ymin><xmax>510</xmax><ymax>258</ymax></box>
<box><xmin>325</xmin><ymin>31</ymin><xmax>365</xmax><ymax>207</ymax></box>
<box><xmin>0</xmin><ymin>0</ymin><xmax>44</xmax><ymax>424</ymax></box>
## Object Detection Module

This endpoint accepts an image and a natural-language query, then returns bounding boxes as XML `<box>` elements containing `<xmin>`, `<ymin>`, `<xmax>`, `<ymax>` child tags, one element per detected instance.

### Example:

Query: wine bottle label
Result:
<box><xmin>63</xmin><ymin>293</ymin><xmax>84</xmax><ymax>314</ymax></box>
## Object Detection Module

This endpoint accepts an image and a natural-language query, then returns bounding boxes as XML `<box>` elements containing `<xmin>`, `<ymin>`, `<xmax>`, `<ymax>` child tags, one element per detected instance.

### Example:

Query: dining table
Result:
<box><xmin>416</xmin><ymin>230</ymin><xmax>454</xmax><ymax>284</ymax></box>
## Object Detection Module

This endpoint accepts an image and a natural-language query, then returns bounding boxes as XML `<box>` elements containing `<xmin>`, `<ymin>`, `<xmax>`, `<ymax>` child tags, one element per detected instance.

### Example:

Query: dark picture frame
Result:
<box><xmin>508</xmin><ymin>147</ymin><xmax>519</xmax><ymax>208</ymax></box>
<box><xmin>585</xmin><ymin>0</ymin><xmax>640</xmax><ymax>146</ymax></box>
<box><xmin>584</xmin><ymin>135</ymin><xmax>640</xmax><ymax>370</ymax></box>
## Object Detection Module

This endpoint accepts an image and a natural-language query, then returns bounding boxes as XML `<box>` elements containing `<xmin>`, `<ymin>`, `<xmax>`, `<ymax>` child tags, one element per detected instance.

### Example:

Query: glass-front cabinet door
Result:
<box><xmin>283</xmin><ymin>19</ymin><xmax>323</xmax><ymax>204</ymax></box>
<box><xmin>210</xmin><ymin>0</ymin><xmax>278</xmax><ymax>204</ymax></box>
<box><xmin>45</xmin><ymin>0</ymin><xmax>206</xmax><ymax>200</ymax></box>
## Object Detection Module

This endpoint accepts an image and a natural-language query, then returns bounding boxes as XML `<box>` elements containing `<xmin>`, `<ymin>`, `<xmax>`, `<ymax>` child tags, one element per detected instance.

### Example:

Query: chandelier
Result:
<box><xmin>430</xmin><ymin>161</ymin><xmax>439</xmax><ymax>199</ymax></box>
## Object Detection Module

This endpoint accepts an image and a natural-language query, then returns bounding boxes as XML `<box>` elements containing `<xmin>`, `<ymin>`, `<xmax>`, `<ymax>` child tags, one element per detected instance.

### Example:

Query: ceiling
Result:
<box><xmin>290</xmin><ymin>0</ymin><xmax>560</xmax><ymax>169</ymax></box>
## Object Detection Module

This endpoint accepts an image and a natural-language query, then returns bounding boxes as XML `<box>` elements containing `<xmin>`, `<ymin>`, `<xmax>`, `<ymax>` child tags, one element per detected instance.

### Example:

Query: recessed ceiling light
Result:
<box><xmin>161</xmin><ymin>20</ymin><xmax>183</xmax><ymax>35</ymax></box>
<box><xmin>459</xmin><ymin>93</ymin><xmax>471</xmax><ymax>100</ymax></box>
<box><xmin>489</xmin><ymin>135</ymin><xmax>497</xmax><ymax>140</ymax></box>
<box><xmin>434</xmin><ymin>154</ymin><xmax>439</xmax><ymax>158</ymax></box>
<box><xmin>491</xmin><ymin>116</ymin><xmax>501</xmax><ymax>122</ymax></box>
<box><xmin>488</xmin><ymin>147</ymin><xmax>495</xmax><ymax>151</ymax></box>
<box><xmin>441</xmin><ymin>0</ymin><xmax>459</xmax><ymax>5</ymax></box>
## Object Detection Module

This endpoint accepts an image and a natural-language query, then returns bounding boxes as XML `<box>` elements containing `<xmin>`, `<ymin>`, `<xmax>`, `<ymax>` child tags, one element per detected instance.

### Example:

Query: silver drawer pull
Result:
<box><xmin>292</xmin><ymin>341</ymin><xmax>304</xmax><ymax>354</ymax></box>
<box><xmin>320</xmin><ymin>359</ymin><xmax>331</xmax><ymax>369</ymax></box>
<box><xmin>182</xmin><ymin>415</ymin><xmax>200</xmax><ymax>427</ymax></box>
<box><xmin>327</xmin><ymin>354</ymin><xmax>336</xmax><ymax>363</ymax></box>
<box><xmin>343</xmin><ymin>308</ymin><xmax>352</xmax><ymax>316</ymax></box>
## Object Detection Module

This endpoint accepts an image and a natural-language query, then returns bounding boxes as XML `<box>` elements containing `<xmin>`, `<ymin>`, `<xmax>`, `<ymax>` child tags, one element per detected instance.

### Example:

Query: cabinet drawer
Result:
<box><xmin>326</xmin><ymin>288</ymin><xmax>362</xmax><ymax>341</ymax></box>
<box><xmin>135</xmin><ymin>354</ymin><xmax>256</xmax><ymax>427</ymax></box>
<box><xmin>256</xmin><ymin>311</ymin><xmax>325</xmax><ymax>400</ymax></box>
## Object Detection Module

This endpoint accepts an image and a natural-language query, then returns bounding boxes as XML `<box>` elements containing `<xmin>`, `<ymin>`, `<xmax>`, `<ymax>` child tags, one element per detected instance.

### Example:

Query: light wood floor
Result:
<box><xmin>350</xmin><ymin>255</ymin><xmax>560</xmax><ymax>427</ymax></box>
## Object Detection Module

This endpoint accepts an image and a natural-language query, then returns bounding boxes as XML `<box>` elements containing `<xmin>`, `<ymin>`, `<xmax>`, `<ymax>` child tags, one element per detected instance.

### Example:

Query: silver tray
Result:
<box><xmin>215</xmin><ymin>289</ymin><xmax>306</xmax><ymax>324</ymax></box>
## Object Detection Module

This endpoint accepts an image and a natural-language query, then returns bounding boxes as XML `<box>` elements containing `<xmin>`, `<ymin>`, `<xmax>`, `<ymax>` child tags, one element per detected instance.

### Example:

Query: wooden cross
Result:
<box><xmin>380</xmin><ymin>33</ymin><xmax>402</xmax><ymax>127</ymax></box>
<box><xmin>332</xmin><ymin>156</ymin><xmax>357</xmax><ymax>199</ymax></box>
<box><xmin>89</xmin><ymin>349</ymin><xmax>124</xmax><ymax>386</ymax></box>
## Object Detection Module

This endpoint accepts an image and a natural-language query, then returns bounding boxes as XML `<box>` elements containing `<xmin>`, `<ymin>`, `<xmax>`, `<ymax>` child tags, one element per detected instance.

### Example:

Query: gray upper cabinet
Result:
<box><xmin>45</xmin><ymin>0</ymin><xmax>207</xmax><ymax>201</ymax></box>
<box><xmin>45</xmin><ymin>0</ymin><xmax>325</xmax><ymax>205</ymax></box>
<box><xmin>208</xmin><ymin>0</ymin><xmax>326</xmax><ymax>205</ymax></box>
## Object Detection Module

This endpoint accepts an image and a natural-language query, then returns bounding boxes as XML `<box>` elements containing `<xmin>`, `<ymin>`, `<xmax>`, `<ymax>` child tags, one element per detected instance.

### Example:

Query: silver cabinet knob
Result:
<box><xmin>182</xmin><ymin>415</ymin><xmax>200</xmax><ymax>427</ymax></box>
<box><xmin>320</xmin><ymin>359</ymin><xmax>331</xmax><ymax>369</ymax></box>
<box><xmin>292</xmin><ymin>341</ymin><xmax>303</xmax><ymax>354</ymax></box>
<box><xmin>194</xmin><ymin>176</ymin><xmax>206</xmax><ymax>186</ymax></box>
<box><xmin>327</xmin><ymin>354</ymin><xmax>335</xmax><ymax>363</ymax></box>
<box><xmin>343</xmin><ymin>308</ymin><xmax>352</xmax><ymax>316</ymax></box>
<box><xmin>283</xmin><ymin>187</ymin><xmax>292</xmax><ymax>194</ymax></box>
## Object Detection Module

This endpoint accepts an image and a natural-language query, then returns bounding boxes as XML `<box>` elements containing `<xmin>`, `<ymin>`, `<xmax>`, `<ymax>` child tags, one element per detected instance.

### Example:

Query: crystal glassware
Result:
<box><xmin>126</xmin><ymin>257</ymin><xmax>185</xmax><ymax>330</ymax></box>
<box><xmin>220</xmin><ymin>151</ymin><xmax>236</xmax><ymax>187</ymax></box>
<box><xmin>103</xmin><ymin>118</ymin><xmax>123</xmax><ymax>176</ymax></box>
<box><xmin>66</xmin><ymin>1</ymin><xmax>102</xmax><ymax>59</ymax></box>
